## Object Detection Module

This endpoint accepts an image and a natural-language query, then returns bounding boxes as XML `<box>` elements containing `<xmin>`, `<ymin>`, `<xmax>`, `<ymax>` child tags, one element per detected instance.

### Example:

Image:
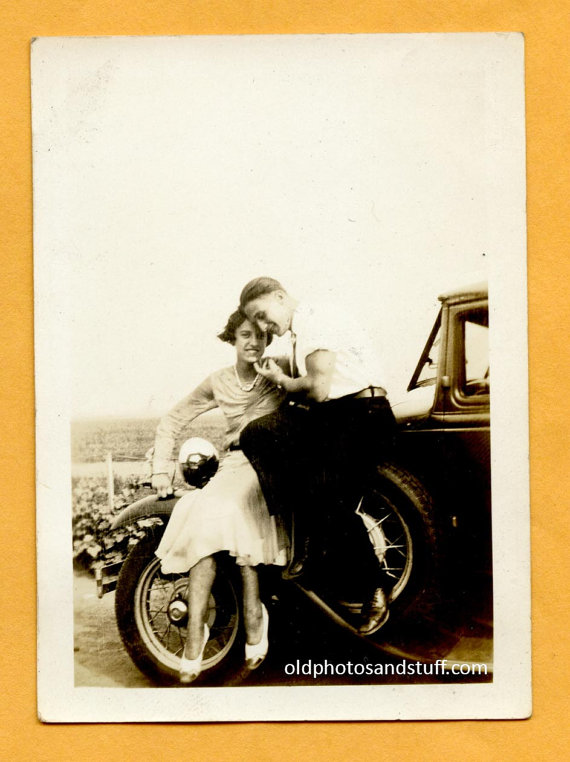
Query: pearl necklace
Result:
<box><xmin>234</xmin><ymin>365</ymin><xmax>260</xmax><ymax>392</ymax></box>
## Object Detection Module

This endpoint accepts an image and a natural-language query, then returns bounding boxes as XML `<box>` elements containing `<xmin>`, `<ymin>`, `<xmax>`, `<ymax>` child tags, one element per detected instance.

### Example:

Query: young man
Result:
<box><xmin>238</xmin><ymin>276</ymin><xmax>397</xmax><ymax>636</ymax></box>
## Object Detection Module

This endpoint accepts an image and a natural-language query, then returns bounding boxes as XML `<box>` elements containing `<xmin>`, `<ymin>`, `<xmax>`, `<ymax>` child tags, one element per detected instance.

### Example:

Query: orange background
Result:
<box><xmin>1</xmin><ymin>1</ymin><xmax>569</xmax><ymax>759</ymax></box>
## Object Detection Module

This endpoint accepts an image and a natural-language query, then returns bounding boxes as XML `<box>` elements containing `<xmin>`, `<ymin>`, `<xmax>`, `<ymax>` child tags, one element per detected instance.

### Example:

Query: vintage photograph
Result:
<box><xmin>33</xmin><ymin>33</ymin><xmax>529</xmax><ymax>721</ymax></box>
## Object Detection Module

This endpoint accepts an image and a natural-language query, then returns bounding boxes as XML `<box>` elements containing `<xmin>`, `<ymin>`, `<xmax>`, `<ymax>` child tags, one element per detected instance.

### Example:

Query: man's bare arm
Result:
<box><xmin>255</xmin><ymin>349</ymin><xmax>336</xmax><ymax>402</ymax></box>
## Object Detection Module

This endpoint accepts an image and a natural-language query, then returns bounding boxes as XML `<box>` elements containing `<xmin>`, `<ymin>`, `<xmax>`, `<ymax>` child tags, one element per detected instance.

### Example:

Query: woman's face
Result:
<box><xmin>234</xmin><ymin>318</ymin><xmax>267</xmax><ymax>365</ymax></box>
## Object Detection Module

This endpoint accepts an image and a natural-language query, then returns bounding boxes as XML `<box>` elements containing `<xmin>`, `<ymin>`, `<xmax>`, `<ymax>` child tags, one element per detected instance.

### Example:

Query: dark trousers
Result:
<box><xmin>240</xmin><ymin>395</ymin><xmax>397</xmax><ymax>598</ymax></box>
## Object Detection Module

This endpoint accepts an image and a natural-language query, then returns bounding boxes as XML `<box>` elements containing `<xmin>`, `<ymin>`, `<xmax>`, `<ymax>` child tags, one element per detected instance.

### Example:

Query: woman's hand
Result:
<box><xmin>254</xmin><ymin>358</ymin><xmax>288</xmax><ymax>388</ymax></box>
<box><xmin>152</xmin><ymin>472</ymin><xmax>174</xmax><ymax>498</ymax></box>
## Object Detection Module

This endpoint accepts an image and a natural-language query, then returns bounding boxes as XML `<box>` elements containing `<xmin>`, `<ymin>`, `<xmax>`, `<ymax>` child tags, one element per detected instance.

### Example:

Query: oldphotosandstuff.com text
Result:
<box><xmin>284</xmin><ymin>659</ymin><xmax>488</xmax><ymax>679</ymax></box>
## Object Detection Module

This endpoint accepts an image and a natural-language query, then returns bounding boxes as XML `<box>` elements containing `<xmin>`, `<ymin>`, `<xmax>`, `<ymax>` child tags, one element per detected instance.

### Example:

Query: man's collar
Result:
<box><xmin>289</xmin><ymin>299</ymin><xmax>305</xmax><ymax>334</ymax></box>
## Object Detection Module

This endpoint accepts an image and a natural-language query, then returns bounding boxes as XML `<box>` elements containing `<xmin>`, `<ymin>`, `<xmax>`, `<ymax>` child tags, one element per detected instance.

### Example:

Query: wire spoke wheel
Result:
<box><xmin>115</xmin><ymin>527</ymin><xmax>243</xmax><ymax>685</ymax></box>
<box><xmin>134</xmin><ymin>558</ymin><xmax>239</xmax><ymax>673</ymax></box>
<box><xmin>358</xmin><ymin>492</ymin><xmax>413</xmax><ymax>603</ymax></box>
<box><xmin>356</xmin><ymin>463</ymin><xmax>441</xmax><ymax>622</ymax></box>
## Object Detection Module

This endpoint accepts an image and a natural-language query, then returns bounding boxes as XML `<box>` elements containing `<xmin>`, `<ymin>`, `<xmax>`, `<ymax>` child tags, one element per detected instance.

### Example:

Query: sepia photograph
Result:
<box><xmin>33</xmin><ymin>33</ymin><xmax>529</xmax><ymax>722</ymax></box>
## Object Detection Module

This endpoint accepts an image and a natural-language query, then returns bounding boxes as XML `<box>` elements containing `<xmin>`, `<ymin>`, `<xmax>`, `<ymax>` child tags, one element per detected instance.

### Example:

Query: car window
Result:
<box><xmin>462</xmin><ymin>309</ymin><xmax>489</xmax><ymax>397</ymax></box>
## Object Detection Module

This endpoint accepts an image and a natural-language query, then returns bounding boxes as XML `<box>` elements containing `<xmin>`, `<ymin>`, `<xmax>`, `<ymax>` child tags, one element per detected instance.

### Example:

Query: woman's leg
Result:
<box><xmin>240</xmin><ymin>565</ymin><xmax>263</xmax><ymax>645</ymax></box>
<box><xmin>184</xmin><ymin>555</ymin><xmax>216</xmax><ymax>659</ymax></box>
<box><xmin>241</xmin><ymin>564</ymin><xmax>269</xmax><ymax>669</ymax></box>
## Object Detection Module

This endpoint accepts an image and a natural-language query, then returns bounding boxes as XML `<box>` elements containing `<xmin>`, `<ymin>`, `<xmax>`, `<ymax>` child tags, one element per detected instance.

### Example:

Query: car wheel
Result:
<box><xmin>115</xmin><ymin>524</ymin><xmax>245</xmax><ymax>686</ymax></box>
<box><xmin>358</xmin><ymin>462</ymin><xmax>441</xmax><ymax>620</ymax></box>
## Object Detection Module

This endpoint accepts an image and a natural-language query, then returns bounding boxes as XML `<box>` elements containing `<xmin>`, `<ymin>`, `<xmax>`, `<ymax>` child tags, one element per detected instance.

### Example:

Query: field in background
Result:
<box><xmin>71</xmin><ymin>414</ymin><xmax>226</xmax><ymax>463</ymax></box>
<box><xmin>71</xmin><ymin>413</ymin><xmax>226</xmax><ymax>569</ymax></box>
<box><xmin>71</xmin><ymin>417</ymin><xmax>158</xmax><ymax>462</ymax></box>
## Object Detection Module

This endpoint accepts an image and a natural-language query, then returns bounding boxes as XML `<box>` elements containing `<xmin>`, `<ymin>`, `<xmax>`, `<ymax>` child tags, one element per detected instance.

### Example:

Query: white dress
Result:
<box><xmin>154</xmin><ymin>366</ymin><xmax>289</xmax><ymax>573</ymax></box>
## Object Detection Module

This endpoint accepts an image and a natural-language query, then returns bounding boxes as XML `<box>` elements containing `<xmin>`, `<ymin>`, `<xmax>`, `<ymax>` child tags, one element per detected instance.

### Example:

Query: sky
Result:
<box><xmin>32</xmin><ymin>34</ymin><xmax>525</xmax><ymax>418</ymax></box>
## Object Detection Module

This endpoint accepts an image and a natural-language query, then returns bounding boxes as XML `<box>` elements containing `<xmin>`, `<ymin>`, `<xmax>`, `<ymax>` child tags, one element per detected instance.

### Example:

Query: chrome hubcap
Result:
<box><xmin>167</xmin><ymin>598</ymin><xmax>188</xmax><ymax>625</ymax></box>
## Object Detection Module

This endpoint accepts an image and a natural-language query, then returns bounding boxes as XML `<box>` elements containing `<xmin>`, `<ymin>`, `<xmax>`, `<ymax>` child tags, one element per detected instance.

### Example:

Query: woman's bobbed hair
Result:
<box><xmin>217</xmin><ymin>309</ymin><xmax>273</xmax><ymax>346</ymax></box>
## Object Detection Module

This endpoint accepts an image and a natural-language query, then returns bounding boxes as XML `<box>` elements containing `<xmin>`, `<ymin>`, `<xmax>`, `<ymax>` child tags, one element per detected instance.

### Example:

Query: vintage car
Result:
<box><xmin>378</xmin><ymin>281</ymin><xmax>491</xmax><ymax>665</ymax></box>
<box><xmin>97</xmin><ymin>281</ymin><xmax>492</xmax><ymax>683</ymax></box>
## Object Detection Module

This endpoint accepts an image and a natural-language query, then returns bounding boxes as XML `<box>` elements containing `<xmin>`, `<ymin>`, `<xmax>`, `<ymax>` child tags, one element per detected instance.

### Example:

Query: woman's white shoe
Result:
<box><xmin>245</xmin><ymin>603</ymin><xmax>269</xmax><ymax>670</ymax></box>
<box><xmin>180</xmin><ymin>623</ymin><xmax>210</xmax><ymax>684</ymax></box>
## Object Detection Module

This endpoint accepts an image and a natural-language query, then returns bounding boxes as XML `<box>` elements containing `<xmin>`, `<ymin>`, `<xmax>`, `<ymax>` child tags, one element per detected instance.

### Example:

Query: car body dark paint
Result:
<box><xmin>110</xmin><ymin>492</ymin><xmax>183</xmax><ymax>530</ymax></box>
<box><xmin>391</xmin><ymin>282</ymin><xmax>491</xmax><ymax>611</ymax></box>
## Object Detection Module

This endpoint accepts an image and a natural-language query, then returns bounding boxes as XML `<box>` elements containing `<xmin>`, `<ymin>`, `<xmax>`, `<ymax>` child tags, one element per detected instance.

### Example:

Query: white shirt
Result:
<box><xmin>291</xmin><ymin>300</ymin><xmax>387</xmax><ymax>400</ymax></box>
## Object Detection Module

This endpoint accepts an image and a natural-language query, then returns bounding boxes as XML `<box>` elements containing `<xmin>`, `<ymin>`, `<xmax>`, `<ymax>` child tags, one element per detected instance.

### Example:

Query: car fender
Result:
<box><xmin>110</xmin><ymin>491</ymin><xmax>188</xmax><ymax>530</ymax></box>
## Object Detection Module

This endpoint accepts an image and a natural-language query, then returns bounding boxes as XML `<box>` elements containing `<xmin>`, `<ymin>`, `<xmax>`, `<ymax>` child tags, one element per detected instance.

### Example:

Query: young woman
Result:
<box><xmin>151</xmin><ymin>310</ymin><xmax>288</xmax><ymax>683</ymax></box>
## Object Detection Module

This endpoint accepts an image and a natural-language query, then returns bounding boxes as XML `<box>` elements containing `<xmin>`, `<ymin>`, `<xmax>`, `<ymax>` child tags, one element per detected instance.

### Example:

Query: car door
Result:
<box><xmin>440</xmin><ymin>296</ymin><xmax>492</xmax><ymax>580</ymax></box>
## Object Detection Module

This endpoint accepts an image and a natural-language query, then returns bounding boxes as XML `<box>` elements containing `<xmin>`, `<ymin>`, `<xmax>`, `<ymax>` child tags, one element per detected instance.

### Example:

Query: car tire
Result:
<box><xmin>115</xmin><ymin>523</ymin><xmax>246</xmax><ymax>686</ymax></box>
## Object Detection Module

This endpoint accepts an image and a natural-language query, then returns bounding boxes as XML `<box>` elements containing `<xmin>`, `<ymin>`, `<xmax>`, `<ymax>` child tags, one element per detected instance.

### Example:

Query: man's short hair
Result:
<box><xmin>239</xmin><ymin>277</ymin><xmax>286</xmax><ymax>310</ymax></box>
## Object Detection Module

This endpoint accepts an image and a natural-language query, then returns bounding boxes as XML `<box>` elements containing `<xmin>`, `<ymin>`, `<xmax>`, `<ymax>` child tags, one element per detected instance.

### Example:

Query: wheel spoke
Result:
<box><xmin>146</xmin><ymin>586</ymin><xmax>170</xmax><ymax>613</ymax></box>
<box><xmin>384</xmin><ymin>543</ymin><xmax>406</xmax><ymax>552</ymax></box>
<box><xmin>147</xmin><ymin>611</ymin><xmax>164</xmax><ymax>630</ymax></box>
<box><xmin>175</xmin><ymin>628</ymin><xmax>185</xmax><ymax>654</ymax></box>
<box><xmin>383</xmin><ymin>532</ymin><xmax>406</xmax><ymax>548</ymax></box>
<box><xmin>134</xmin><ymin>551</ymin><xmax>240</xmax><ymax>674</ymax></box>
<box><xmin>147</xmin><ymin>592</ymin><xmax>171</xmax><ymax>618</ymax></box>
<box><xmin>151</xmin><ymin>620</ymin><xmax>170</xmax><ymax>642</ymax></box>
<box><xmin>147</xmin><ymin>601</ymin><xmax>169</xmax><ymax>616</ymax></box>
<box><xmin>365</xmin><ymin>514</ymin><xmax>390</xmax><ymax>532</ymax></box>
<box><xmin>382</xmin><ymin>559</ymin><xmax>404</xmax><ymax>576</ymax></box>
<box><xmin>364</xmin><ymin>506</ymin><xmax>410</xmax><ymax>583</ymax></box>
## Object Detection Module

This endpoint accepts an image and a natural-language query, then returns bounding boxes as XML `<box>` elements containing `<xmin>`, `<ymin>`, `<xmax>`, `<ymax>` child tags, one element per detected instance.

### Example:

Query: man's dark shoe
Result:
<box><xmin>359</xmin><ymin>587</ymin><xmax>389</xmax><ymax>635</ymax></box>
<box><xmin>282</xmin><ymin>537</ymin><xmax>310</xmax><ymax>580</ymax></box>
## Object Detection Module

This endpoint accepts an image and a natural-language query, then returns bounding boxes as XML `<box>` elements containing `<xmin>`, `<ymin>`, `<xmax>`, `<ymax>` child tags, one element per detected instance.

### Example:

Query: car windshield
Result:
<box><xmin>416</xmin><ymin>327</ymin><xmax>441</xmax><ymax>387</ymax></box>
<box><xmin>408</xmin><ymin>311</ymin><xmax>441</xmax><ymax>391</ymax></box>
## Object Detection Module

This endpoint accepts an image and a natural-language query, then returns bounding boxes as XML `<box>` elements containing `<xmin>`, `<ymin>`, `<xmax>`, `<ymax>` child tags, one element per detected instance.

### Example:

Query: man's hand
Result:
<box><xmin>254</xmin><ymin>358</ymin><xmax>288</xmax><ymax>387</ymax></box>
<box><xmin>254</xmin><ymin>352</ymin><xmax>335</xmax><ymax>401</ymax></box>
<box><xmin>152</xmin><ymin>472</ymin><xmax>173</xmax><ymax>498</ymax></box>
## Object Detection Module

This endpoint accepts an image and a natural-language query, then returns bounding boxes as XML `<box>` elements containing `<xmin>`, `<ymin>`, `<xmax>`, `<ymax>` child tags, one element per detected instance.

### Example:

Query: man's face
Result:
<box><xmin>243</xmin><ymin>291</ymin><xmax>292</xmax><ymax>337</ymax></box>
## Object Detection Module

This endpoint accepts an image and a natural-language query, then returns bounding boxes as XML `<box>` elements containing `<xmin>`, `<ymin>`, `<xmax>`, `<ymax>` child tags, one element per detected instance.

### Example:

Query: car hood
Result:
<box><xmin>390</xmin><ymin>385</ymin><xmax>436</xmax><ymax>424</ymax></box>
